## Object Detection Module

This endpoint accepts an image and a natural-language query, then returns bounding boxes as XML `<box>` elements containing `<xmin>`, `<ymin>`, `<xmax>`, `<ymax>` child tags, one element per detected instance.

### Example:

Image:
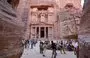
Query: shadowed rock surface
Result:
<box><xmin>0</xmin><ymin>0</ymin><xmax>25</xmax><ymax>58</ymax></box>
<box><xmin>78</xmin><ymin>0</ymin><xmax>90</xmax><ymax>58</ymax></box>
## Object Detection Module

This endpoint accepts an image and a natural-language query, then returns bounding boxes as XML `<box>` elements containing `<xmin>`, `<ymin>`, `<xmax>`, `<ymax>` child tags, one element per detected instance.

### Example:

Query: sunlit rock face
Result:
<box><xmin>15</xmin><ymin>0</ymin><xmax>82</xmax><ymax>40</ymax></box>
<box><xmin>29</xmin><ymin>0</ymin><xmax>58</xmax><ymax>40</ymax></box>
<box><xmin>78</xmin><ymin>0</ymin><xmax>90</xmax><ymax>58</ymax></box>
<box><xmin>26</xmin><ymin>0</ymin><xmax>82</xmax><ymax>40</ymax></box>
<box><xmin>55</xmin><ymin>0</ymin><xmax>81</xmax><ymax>9</ymax></box>
<box><xmin>58</xmin><ymin>3</ymin><xmax>82</xmax><ymax>39</ymax></box>
<box><xmin>79</xmin><ymin>0</ymin><xmax>90</xmax><ymax>34</ymax></box>
<box><xmin>0</xmin><ymin>0</ymin><xmax>25</xmax><ymax>58</ymax></box>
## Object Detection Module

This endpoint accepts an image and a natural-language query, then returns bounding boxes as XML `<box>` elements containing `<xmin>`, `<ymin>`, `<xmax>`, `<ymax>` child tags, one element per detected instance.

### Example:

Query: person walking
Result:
<box><xmin>42</xmin><ymin>42</ymin><xmax>47</xmax><ymax>57</ymax></box>
<box><xmin>39</xmin><ymin>41</ymin><xmax>44</xmax><ymax>54</ymax></box>
<box><xmin>25</xmin><ymin>39</ymin><xmax>29</xmax><ymax>49</ymax></box>
<box><xmin>33</xmin><ymin>39</ymin><xmax>37</xmax><ymax>47</ymax></box>
<box><xmin>60</xmin><ymin>41</ymin><xmax>66</xmax><ymax>54</ymax></box>
<box><xmin>51</xmin><ymin>41</ymin><xmax>57</xmax><ymax>58</ymax></box>
<box><xmin>30</xmin><ymin>39</ymin><xmax>34</xmax><ymax>49</ymax></box>
<box><xmin>73</xmin><ymin>41</ymin><xmax>79</xmax><ymax>58</ymax></box>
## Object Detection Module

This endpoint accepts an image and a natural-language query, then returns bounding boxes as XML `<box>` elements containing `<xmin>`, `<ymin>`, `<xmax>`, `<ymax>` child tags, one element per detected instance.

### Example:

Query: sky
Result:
<box><xmin>81</xmin><ymin>0</ymin><xmax>84</xmax><ymax>7</ymax></box>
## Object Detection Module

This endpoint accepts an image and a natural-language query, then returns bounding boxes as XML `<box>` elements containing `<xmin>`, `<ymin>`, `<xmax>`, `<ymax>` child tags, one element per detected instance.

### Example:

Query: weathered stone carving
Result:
<box><xmin>58</xmin><ymin>4</ymin><xmax>81</xmax><ymax>39</ymax></box>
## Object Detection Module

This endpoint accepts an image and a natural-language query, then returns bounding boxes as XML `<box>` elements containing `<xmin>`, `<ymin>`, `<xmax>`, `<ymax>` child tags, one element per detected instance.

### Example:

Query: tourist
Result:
<box><xmin>60</xmin><ymin>40</ymin><xmax>66</xmax><ymax>54</ymax></box>
<box><xmin>42</xmin><ymin>42</ymin><xmax>47</xmax><ymax>57</ymax></box>
<box><xmin>33</xmin><ymin>39</ymin><xmax>37</xmax><ymax>47</ymax></box>
<box><xmin>25</xmin><ymin>39</ymin><xmax>29</xmax><ymax>49</ymax></box>
<box><xmin>30</xmin><ymin>39</ymin><xmax>34</xmax><ymax>49</ymax></box>
<box><xmin>51</xmin><ymin>41</ymin><xmax>57</xmax><ymax>58</ymax></box>
<box><xmin>39</xmin><ymin>41</ymin><xmax>44</xmax><ymax>54</ymax></box>
<box><xmin>73</xmin><ymin>41</ymin><xmax>79</xmax><ymax>55</ymax></box>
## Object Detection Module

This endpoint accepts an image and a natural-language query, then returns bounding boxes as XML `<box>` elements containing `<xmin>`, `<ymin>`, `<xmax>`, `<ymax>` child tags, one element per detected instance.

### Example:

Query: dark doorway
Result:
<box><xmin>46</xmin><ymin>27</ymin><xmax>48</xmax><ymax>38</ymax></box>
<box><xmin>40</xmin><ymin>27</ymin><xmax>44</xmax><ymax>38</ymax></box>
<box><xmin>36</xmin><ymin>27</ymin><xmax>39</xmax><ymax>38</ymax></box>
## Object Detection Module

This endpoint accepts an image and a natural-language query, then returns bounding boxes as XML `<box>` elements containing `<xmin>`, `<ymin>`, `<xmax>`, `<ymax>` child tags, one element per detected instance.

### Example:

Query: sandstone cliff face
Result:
<box><xmin>58</xmin><ymin>4</ymin><xmax>81</xmax><ymax>39</ymax></box>
<box><xmin>0</xmin><ymin>0</ymin><xmax>25</xmax><ymax>58</ymax></box>
<box><xmin>78</xmin><ymin>0</ymin><xmax>90</xmax><ymax>58</ymax></box>
<box><xmin>79</xmin><ymin>0</ymin><xmax>90</xmax><ymax>34</ymax></box>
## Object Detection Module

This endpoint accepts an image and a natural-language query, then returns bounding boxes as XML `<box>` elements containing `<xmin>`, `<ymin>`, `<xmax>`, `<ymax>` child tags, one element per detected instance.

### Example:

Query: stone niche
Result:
<box><xmin>0</xmin><ymin>0</ymin><xmax>25</xmax><ymax>58</ymax></box>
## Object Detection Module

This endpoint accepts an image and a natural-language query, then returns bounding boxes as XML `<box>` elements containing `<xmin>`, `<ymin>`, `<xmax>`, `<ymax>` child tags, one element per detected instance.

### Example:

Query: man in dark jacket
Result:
<box><xmin>39</xmin><ymin>41</ymin><xmax>44</xmax><ymax>54</ymax></box>
<box><xmin>51</xmin><ymin>41</ymin><xmax>57</xmax><ymax>58</ymax></box>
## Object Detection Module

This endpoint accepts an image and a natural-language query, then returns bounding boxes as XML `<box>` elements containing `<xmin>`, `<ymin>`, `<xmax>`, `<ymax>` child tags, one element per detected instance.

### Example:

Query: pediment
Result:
<box><xmin>31</xmin><ymin>21</ymin><xmax>53</xmax><ymax>25</ymax></box>
<box><xmin>37</xmin><ymin>21</ymin><xmax>53</xmax><ymax>25</ymax></box>
<box><xmin>38</xmin><ymin>22</ymin><xmax>49</xmax><ymax>25</ymax></box>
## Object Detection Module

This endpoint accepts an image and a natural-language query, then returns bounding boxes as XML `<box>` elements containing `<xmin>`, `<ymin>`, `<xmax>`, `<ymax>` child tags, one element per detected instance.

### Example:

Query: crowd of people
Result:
<box><xmin>23</xmin><ymin>39</ymin><xmax>79</xmax><ymax>58</ymax></box>
<box><xmin>23</xmin><ymin>39</ymin><xmax>37</xmax><ymax>49</ymax></box>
